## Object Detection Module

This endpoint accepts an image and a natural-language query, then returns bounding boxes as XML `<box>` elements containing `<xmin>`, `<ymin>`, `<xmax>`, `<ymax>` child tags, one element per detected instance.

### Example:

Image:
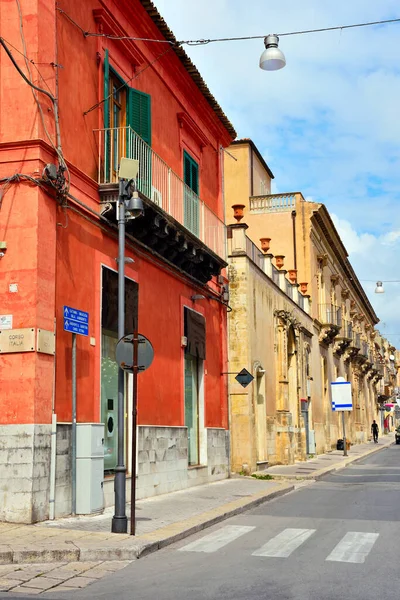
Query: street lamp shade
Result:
<box><xmin>259</xmin><ymin>35</ymin><xmax>286</xmax><ymax>71</ymax></box>
<box><xmin>125</xmin><ymin>193</ymin><xmax>144</xmax><ymax>219</ymax></box>
<box><xmin>375</xmin><ymin>281</ymin><xmax>385</xmax><ymax>294</ymax></box>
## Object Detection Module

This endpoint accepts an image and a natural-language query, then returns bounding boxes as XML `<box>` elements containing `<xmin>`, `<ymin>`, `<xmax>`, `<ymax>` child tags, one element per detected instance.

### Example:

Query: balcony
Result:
<box><xmin>333</xmin><ymin>319</ymin><xmax>352</xmax><ymax>355</ymax></box>
<box><xmin>249</xmin><ymin>193</ymin><xmax>296</xmax><ymax>213</ymax></box>
<box><xmin>96</xmin><ymin>126</ymin><xmax>226</xmax><ymax>283</ymax></box>
<box><xmin>318</xmin><ymin>304</ymin><xmax>341</xmax><ymax>344</ymax></box>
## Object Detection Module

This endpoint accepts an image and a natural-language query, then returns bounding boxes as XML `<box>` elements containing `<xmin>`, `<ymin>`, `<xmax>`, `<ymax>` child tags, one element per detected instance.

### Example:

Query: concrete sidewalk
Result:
<box><xmin>267</xmin><ymin>432</ymin><xmax>394</xmax><ymax>480</ymax></box>
<box><xmin>0</xmin><ymin>478</ymin><xmax>293</xmax><ymax>565</ymax></box>
<box><xmin>0</xmin><ymin>434</ymin><xmax>393</xmax><ymax>567</ymax></box>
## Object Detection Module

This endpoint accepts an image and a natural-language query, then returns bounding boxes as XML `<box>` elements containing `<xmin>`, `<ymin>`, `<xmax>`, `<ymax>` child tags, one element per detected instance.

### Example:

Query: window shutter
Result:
<box><xmin>104</xmin><ymin>50</ymin><xmax>110</xmax><ymax>181</ymax></box>
<box><xmin>104</xmin><ymin>50</ymin><xmax>110</xmax><ymax>129</ymax></box>
<box><xmin>129</xmin><ymin>88</ymin><xmax>151</xmax><ymax>146</ymax></box>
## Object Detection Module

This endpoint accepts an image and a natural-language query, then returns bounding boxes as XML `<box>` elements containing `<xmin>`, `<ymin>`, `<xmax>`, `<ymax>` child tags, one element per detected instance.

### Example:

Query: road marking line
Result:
<box><xmin>252</xmin><ymin>528</ymin><xmax>316</xmax><ymax>558</ymax></box>
<box><xmin>326</xmin><ymin>532</ymin><xmax>379</xmax><ymax>564</ymax></box>
<box><xmin>179</xmin><ymin>525</ymin><xmax>255</xmax><ymax>553</ymax></box>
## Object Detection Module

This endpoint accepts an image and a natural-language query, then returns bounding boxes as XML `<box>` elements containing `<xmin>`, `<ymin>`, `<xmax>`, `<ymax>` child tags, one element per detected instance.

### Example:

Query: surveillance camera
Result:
<box><xmin>0</xmin><ymin>252</ymin><xmax>4</xmax><ymax>258</ymax></box>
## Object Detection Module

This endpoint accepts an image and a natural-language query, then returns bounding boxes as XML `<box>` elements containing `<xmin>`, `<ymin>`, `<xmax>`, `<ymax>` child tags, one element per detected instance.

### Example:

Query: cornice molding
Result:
<box><xmin>177</xmin><ymin>112</ymin><xmax>209</xmax><ymax>149</ymax></box>
<box><xmin>93</xmin><ymin>7</ymin><xmax>145</xmax><ymax>66</ymax></box>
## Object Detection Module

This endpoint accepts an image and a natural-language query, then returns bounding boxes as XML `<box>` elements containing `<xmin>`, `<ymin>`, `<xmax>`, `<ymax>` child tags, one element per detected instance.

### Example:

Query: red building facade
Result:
<box><xmin>0</xmin><ymin>0</ymin><xmax>235</xmax><ymax>522</ymax></box>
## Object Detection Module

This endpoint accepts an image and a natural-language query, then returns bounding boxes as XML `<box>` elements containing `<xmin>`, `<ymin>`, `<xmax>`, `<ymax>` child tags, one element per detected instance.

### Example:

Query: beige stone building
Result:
<box><xmin>227</xmin><ymin>222</ymin><xmax>316</xmax><ymax>471</ymax></box>
<box><xmin>225</xmin><ymin>139</ymin><xmax>386</xmax><ymax>466</ymax></box>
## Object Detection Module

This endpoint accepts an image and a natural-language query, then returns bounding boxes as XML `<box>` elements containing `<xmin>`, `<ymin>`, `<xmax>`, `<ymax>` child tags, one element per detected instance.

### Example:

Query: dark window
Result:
<box><xmin>184</xmin><ymin>307</ymin><xmax>206</xmax><ymax>360</ymax></box>
<box><xmin>183</xmin><ymin>151</ymin><xmax>199</xmax><ymax>235</ymax></box>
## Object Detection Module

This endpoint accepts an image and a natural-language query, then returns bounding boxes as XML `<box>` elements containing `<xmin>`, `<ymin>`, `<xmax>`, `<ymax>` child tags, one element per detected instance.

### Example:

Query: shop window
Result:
<box><xmin>101</xmin><ymin>266</ymin><xmax>138</xmax><ymax>474</ymax></box>
<box><xmin>184</xmin><ymin>307</ymin><xmax>205</xmax><ymax>466</ymax></box>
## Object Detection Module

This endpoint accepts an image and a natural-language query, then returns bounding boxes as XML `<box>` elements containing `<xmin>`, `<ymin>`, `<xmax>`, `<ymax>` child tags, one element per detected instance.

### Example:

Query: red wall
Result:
<box><xmin>1</xmin><ymin>0</ymin><xmax>231</xmax><ymax>431</ymax></box>
<box><xmin>56</xmin><ymin>0</ymin><xmax>230</xmax><ymax>216</ymax></box>
<box><xmin>54</xmin><ymin>207</ymin><xmax>227</xmax><ymax>429</ymax></box>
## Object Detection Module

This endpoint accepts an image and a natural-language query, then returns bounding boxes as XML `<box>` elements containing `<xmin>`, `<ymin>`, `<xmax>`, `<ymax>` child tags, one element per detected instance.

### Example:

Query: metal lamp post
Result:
<box><xmin>112</xmin><ymin>158</ymin><xmax>142</xmax><ymax>534</ymax></box>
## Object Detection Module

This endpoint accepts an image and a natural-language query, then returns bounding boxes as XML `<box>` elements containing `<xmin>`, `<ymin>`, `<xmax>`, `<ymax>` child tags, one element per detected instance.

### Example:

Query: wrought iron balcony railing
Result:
<box><xmin>352</xmin><ymin>332</ymin><xmax>361</xmax><ymax>348</ymax></box>
<box><xmin>341</xmin><ymin>319</ymin><xmax>353</xmax><ymax>339</ymax></box>
<box><xmin>96</xmin><ymin>126</ymin><xmax>226</xmax><ymax>259</ymax></box>
<box><xmin>319</xmin><ymin>304</ymin><xmax>342</xmax><ymax>327</ymax></box>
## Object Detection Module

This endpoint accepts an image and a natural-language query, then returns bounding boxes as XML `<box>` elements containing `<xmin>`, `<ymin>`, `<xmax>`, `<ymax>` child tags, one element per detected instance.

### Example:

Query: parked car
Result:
<box><xmin>395</xmin><ymin>428</ymin><xmax>400</xmax><ymax>445</ymax></box>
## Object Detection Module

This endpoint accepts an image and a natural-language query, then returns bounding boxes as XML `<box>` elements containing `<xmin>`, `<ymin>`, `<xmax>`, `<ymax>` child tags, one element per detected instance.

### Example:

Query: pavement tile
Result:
<box><xmin>43</xmin><ymin>585</ymin><xmax>79</xmax><ymax>592</ymax></box>
<box><xmin>20</xmin><ymin>577</ymin><xmax>61</xmax><ymax>590</ymax></box>
<box><xmin>10</xmin><ymin>586</ymin><xmax>42</xmax><ymax>594</ymax></box>
<box><xmin>98</xmin><ymin>560</ymin><xmax>133</xmax><ymax>571</ymax></box>
<box><xmin>0</xmin><ymin>578</ymin><xmax>26</xmax><ymax>591</ymax></box>
<box><xmin>46</xmin><ymin>561</ymin><xmax>102</xmax><ymax>580</ymax></box>
<box><xmin>61</xmin><ymin>576</ymin><xmax>98</xmax><ymax>588</ymax></box>
<box><xmin>0</xmin><ymin>565</ymin><xmax>19</xmax><ymax>576</ymax></box>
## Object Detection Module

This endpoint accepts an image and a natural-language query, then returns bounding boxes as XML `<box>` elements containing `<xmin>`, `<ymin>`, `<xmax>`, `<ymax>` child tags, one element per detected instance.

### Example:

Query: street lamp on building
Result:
<box><xmin>112</xmin><ymin>157</ymin><xmax>143</xmax><ymax>534</ymax></box>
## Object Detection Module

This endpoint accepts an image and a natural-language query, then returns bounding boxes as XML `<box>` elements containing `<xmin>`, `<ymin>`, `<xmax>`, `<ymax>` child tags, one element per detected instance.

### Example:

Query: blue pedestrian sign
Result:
<box><xmin>63</xmin><ymin>306</ymin><xmax>89</xmax><ymax>336</ymax></box>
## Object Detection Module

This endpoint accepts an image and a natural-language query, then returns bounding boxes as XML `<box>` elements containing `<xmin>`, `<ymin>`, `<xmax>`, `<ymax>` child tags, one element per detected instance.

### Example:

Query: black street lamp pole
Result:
<box><xmin>112</xmin><ymin>179</ymin><xmax>129</xmax><ymax>534</ymax></box>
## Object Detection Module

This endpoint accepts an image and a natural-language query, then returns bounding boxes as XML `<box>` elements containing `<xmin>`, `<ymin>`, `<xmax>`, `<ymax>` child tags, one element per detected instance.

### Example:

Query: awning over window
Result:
<box><xmin>185</xmin><ymin>307</ymin><xmax>206</xmax><ymax>360</ymax></box>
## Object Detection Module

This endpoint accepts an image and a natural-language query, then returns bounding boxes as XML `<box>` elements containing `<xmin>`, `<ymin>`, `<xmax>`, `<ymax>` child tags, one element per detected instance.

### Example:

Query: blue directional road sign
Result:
<box><xmin>63</xmin><ymin>306</ymin><xmax>89</xmax><ymax>336</ymax></box>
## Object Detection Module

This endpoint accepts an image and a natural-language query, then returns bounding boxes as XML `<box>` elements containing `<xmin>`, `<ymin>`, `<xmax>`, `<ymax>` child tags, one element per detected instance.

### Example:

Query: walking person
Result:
<box><xmin>371</xmin><ymin>420</ymin><xmax>379</xmax><ymax>443</ymax></box>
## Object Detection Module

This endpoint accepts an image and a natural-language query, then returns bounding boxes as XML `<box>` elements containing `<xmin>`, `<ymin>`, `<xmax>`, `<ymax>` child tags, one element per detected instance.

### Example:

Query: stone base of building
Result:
<box><xmin>55</xmin><ymin>424</ymin><xmax>229</xmax><ymax>519</ymax></box>
<box><xmin>1</xmin><ymin>424</ymin><xmax>229</xmax><ymax>523</ymax></box>
<box><xmin>0</xmin><ymin>424</ymin><xmax>52</xmax><ymax>523</ymax></box>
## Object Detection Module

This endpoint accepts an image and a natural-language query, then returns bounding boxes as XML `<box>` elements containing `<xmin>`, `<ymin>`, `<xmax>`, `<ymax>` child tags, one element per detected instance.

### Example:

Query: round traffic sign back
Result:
<box><xmin>115</xmin><ymin>333</ymin><xmax>154</xmax><ymax>372</ymax></box>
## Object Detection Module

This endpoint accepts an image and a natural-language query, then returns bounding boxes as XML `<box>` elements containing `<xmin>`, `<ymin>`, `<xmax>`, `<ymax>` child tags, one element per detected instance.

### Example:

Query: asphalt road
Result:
<box><xmin>7</xmin><ymin>444</ymin><xmax>400</xmax><ymax>600</ymax></box>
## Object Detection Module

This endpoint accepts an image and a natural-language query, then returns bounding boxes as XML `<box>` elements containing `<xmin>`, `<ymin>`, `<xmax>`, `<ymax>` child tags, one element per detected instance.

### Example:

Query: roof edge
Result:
<box><xmin>231</xmin><ymin>139</ymin><xmax>275</xmax><ymax>179</ymax></box>
<box><xmin>139</xmin><ymin>0</ymin><xmax>237</xmax><ymax>141</ymax></box>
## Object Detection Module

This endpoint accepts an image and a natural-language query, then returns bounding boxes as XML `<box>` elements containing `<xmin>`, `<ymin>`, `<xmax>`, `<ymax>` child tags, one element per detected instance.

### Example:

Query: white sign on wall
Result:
<box><xmin>331</xmin><ymin>376</ymin><xmax>353</xmax><ymax>412</ymax></box>
<box><xmin>0</xmin><ymin>315</ymin><xmax>13</xmax><ymax>330</ymax></box>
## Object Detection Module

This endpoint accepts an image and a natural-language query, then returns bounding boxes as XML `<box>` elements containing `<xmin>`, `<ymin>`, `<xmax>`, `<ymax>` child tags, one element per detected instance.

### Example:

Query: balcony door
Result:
<box><xmin>183</xmin><ymin>151</ymin><xmax>199</xmax><ymax>236</ymax></box>
<box><xmin>104</xmin><ymin>51</ymin><xmax>151</xmax><ymax>187</ymax></box>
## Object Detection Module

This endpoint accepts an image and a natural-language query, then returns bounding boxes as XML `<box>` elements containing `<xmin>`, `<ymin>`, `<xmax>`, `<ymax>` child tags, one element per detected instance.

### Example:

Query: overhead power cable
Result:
<box><xmin>57</xmin><ymin>8</ymin><xmax>400</xmax><ymax>46</ymax></box>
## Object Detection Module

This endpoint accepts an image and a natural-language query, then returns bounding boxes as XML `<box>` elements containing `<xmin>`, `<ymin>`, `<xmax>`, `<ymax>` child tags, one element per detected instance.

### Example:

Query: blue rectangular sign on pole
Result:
<box><xmin>63</xmin><ymin>306</ymin><xmax>89</xmax><ymax>336</ymax></box>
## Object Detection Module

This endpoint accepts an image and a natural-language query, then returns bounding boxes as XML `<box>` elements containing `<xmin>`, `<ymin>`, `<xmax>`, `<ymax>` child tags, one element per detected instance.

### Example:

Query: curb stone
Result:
<box><xmin>4</xmin><ymin>483</ymin><xmax>294</xmax><ymax>564</ymax></box>
<box><xmin>268</xmin><ymin>438</ymin><xmax>394</xmax><ymax>482</ymax></box>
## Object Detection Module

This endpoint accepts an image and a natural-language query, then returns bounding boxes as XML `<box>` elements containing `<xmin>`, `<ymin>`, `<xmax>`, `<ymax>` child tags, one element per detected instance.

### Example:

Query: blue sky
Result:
<box><xmin>155</xmin><ymin>0</ymin><xmax>400</xmax><ymax>345</ymax></box>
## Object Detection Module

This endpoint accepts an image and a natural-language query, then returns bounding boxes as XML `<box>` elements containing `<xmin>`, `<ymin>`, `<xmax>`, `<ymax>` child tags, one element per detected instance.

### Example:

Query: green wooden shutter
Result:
<box><xmin>104</xmin><ymin>50</ymin><xmax>110</xmax><ymax>181</ymax></box>
<box><xmin>128</xmin><ymin>88</ymin><xmax>151</xmax><ymax>145</ymax></box>
<box><xmin>104</xmin><ymin>50</ymin><xmax>110</xmax><ymax>128</ymax></box>
<box><xmin>128</xmin><ymin>88</ymin><xmax>152</xmax><ymax>197</ymax></box>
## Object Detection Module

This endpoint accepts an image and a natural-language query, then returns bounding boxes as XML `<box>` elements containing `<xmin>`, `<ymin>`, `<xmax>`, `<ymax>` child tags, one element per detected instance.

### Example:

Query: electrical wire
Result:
<box><xmin>0</xmin><ymin>173</ymin><xmax>49</xmax><ymax>209</ymax></box>
<box><xmin>0</xmin><ymin>35</ymin><xmax>57</xmax><ymax>96</ymax></box>
<box><xmin>84</xmin><ymin>45</ymin><xmax>174</xmax><ymax>115</ymax></box>
<box><xmin>57</xmin><ymin>8</ymin><xmax>400</xmax><ymax>46</ymax></box>
<box><xmin>4</xmin><ymin>0</ymin><xmax>70</xmax><ymax>197</ymax></box>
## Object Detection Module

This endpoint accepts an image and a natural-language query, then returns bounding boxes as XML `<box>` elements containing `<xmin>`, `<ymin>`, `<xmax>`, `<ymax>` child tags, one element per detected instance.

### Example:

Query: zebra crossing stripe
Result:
<box><xmin>178</xmin><ymin>525</ymin><xmax>255</xmax><ymax>553</ymax></box>
<box><xmin>326</xmin><ymin>532</ymin><xmax>379</xmax><ymax>564</ymax></box>
<box><xmin>252</xmin><ymin>528</ymin><xmax>316</xmax><ymax>558</ymax></box>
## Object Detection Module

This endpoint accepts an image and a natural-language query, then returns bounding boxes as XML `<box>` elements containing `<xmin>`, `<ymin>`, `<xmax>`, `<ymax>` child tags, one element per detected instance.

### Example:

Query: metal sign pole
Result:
<box><xmin>71</xmin><ymin>332</ymin><xmax>77</xmax><ymax>515</ymax></box>
<box><xmin>342</xmin><ymin>411</ymin><xmax>347</xmax><ymax>457</ymax></box>
<box><xmin>130</xmin><ymin>331</ymin><xmax>139</xmax><ymax>535</ymax></box>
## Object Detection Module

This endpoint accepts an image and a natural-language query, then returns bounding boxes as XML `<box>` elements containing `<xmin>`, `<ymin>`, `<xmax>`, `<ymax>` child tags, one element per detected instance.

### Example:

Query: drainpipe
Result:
<box><xmin>220</xmin><ymin>144</ymin><xmax>231</xmax><ymax>478</ymax></box>
<box><xmin>250</xmin><ymin>146</ymin><xmax>254</xmax><ymax>197</ymax></box>
<box><xmin>291</xmin><ymin>210</ymin><xmax>297</xmax><ymax>270</ymax></box>
<box><xmin>49</xmin><ymin>319</ymin><xmax>57</xmax><ymax>519</ymax></box>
